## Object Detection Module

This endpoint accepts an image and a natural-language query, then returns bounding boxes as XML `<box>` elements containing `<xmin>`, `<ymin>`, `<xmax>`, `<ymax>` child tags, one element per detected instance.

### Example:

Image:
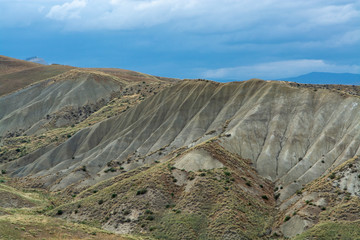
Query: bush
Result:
<box><xmin>145</xmin><ymin>209</ymin><xmax>153</xmax><ymax>215</ymax></box>
<box><xmin>329</xmin><ymin>173</ymin><xmax>336</xmax><ymax>179</ymax></box>
<box><xmin>111</xmin><ymin>193</ymin><xmax>117</xmax><ymax>198</ymax></box>
<box><xmin>123</xmin><ymin>209</ymin><xmax>131</xmax><ymax>215</ymax></box>
<box><xmin>1</xmin><ymin>170</ymin><xmax>6</xmax><ymax>174</ymax></box>
<box><xmin>98</xmin><ymin>199</ymin><xmax>104</xmax><ymax>205</ymax></box>
<box><xmin>146</xmin><ymin>215</ymin><xmax>154</xmax><ymax>221</ymax></box>
<box><xmin>245</xmin><ymin>181</ymin><xmax>251</xmax><ymax>187</ymax></box>
<box><xmin>136</xmin><ymin>189</ymin><xmax>147</xmax><ymax>195</ymax></box>
<box><xmin>224</xmin><ymin>171</ymin><xmax>231</xmax><ymax>176</ymax></box>
<box><xmin>261</xmin><ymin>195</ymin><xmax>268</xmax><ymax>200</ymax></box>
<box><xmin>284</xmin><ymin>216</ymin><xmax>291</xmax><ymax>222</ymax></box>
<box><xmin>105</xmin><ymin>167</ymin><xmax>116</xmax><ymax>173</ymax></box>
<box><xmin>57</xmin><ymin>210</ymin><xmax>63</xmax><ymax>215</ymax></box>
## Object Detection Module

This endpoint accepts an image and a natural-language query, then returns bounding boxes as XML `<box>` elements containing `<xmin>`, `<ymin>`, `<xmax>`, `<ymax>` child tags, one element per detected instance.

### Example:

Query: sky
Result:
<box><xmin>1</xmin><ymin>0</ymin><xmax>360</xmax><ymax>82</ymax></box>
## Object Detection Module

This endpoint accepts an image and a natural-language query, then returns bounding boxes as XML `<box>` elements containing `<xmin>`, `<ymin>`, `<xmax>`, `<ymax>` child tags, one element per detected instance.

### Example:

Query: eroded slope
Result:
<box><xmin>4</xmin><ymin>79</ymin><xmax>359</xmax><ymax>198</ymax></box>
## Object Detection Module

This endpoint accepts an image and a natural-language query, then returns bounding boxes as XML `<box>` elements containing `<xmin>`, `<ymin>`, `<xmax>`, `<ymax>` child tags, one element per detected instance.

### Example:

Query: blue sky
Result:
<box><xmin>1</xmin><ymin>0</ymin><xmax>360</xmax><ymax>81</ymax></box>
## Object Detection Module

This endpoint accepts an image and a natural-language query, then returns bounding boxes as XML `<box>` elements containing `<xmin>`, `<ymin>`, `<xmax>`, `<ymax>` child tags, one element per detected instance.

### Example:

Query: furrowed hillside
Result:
<box><xmin>0</xmin><ymin>56</ymin><xmax>359</xmax><ymax>239</ymax></box>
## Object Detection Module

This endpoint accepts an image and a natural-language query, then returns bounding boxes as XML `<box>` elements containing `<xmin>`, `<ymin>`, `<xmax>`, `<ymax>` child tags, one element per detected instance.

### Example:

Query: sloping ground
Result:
<box><xmin>48</xmin><ymin>141</ymin><xmax>275</xmax><ymax>239</ymax></box>
<box><xmin>273</xmin><ymin>156</ymin><xmax>360</xmax><ymax>238</ymax></box>
<box><xmin>91</xmin><ymin>68</ymin><xmax>177</xmax><ymax>84</ymax></box>
<box><xmin>0</xmin><ymin>63</ymin><xmax>73</xmax><ymax>97</ymax></box>
<box><xmin>0</xmin><ymin>177</ymin><xmax>136</xmax><ymax>240</ymax></box>
<box><xmin>0</xmin><ymin>55</ymin><xmax>40</xmax><ymax>75</ymax></box>
<box><xmin>4</xmin><ymin>79</ymin><xmax>359</xmax><ymax>198</ymax></box>
<box><xmin>0</xmin><ymin>69</ymin><xmax>123</xmax><ymax>137</ymax></box>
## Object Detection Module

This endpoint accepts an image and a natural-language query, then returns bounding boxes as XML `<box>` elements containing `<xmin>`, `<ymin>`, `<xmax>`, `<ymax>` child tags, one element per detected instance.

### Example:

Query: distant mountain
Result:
<box><xmin>279</xmin><ymin>72</ymin><xmax>360</xmax><ymax>85</ymax></box>
<box><xmin>25</xmin><ymin>56</ymin><xmax>48</xmax><ymax>65</ymax></box>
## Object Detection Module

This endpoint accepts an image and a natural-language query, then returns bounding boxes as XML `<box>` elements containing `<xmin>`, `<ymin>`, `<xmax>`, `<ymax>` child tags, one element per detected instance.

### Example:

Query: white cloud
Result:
<box><xmin>46</xmin><ymin>0</ymin><xmax>87</xmax><ymax>20</ymax></box>
<box><xmin>43</xmin><ymin>0</ymin><xmax>360</xmax><ymax>34</ymax></box>
<box><xmin>202</xmin><ymin>60</ymin><xmax>360</xmax><ymax>80</ymax></box>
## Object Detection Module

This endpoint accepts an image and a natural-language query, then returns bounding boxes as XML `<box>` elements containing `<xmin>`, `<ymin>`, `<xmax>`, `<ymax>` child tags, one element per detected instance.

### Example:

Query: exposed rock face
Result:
<box><xmin>4</xmin><ymin>79</ymin><xmax>359</xmax><ymax>198</ymax></box>
<box><xmin>0</xmin><ymin>70</ymin><xmax>123</xmax><ymax>137</ymax></box>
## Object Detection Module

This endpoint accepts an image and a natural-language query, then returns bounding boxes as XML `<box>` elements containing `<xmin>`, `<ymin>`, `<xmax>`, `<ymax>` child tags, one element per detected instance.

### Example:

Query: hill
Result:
<box><xmin>279</xmin><ymin>72</ymin><xmax>360</xmax><ymax>85</ymax></box>
<box><xmin>0</xmin><ymin>56</ymin><xmax>359</xmax><ymax>239</ymax></box>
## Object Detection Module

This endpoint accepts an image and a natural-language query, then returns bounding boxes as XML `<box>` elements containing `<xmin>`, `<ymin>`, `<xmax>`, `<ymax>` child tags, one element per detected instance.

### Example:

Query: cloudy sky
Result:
<box><xmin>1</xmin><ymin>0</ymin><xmax>359</xmax><ymax>81</ymax></box>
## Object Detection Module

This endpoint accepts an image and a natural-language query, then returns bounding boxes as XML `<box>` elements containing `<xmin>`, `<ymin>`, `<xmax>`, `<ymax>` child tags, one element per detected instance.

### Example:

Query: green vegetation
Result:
<box><xmin>293</xmin><ymin>221</ymin><xmax>360</xmax><ymax>240</ymax></box>
<box><xmin>136</xmin><ymin>189</ymin><xmax>147</xmax><ymax>195</ymax></box>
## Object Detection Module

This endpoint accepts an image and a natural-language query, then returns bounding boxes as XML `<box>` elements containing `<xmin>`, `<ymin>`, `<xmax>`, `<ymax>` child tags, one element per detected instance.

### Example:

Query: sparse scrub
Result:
<box><xmin>261</xmin><ymin>195</ymin><xmax>268</xmax><ymax>200</ymax></box>
<box><xmin>136</xmin><ymin>188</ymin><xmax>147</xmax><ymax>195</ymax></box>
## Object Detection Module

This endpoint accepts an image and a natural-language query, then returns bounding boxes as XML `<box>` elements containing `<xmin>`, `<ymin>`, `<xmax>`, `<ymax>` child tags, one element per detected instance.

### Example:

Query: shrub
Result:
<box><xmin>1</xmin><ymin>170</ymin><xmax>6</xmax><ymax>174</ymax></box>
<box><xmin>245</xmin><ymin>181</ymin><xmax>251</xmax><ymax>187</ymax></box>
<box><xmin>98</xmin><ymin>199</ymin><xmax>104</xmax><ymax>205</ymax></box>
<box><xmin>284</xmin><ymin>216</ymin><xmax>291</xmax><ymax>222</ymax></box>
<box><xmin>200</xmin><ymin>172</ymin><xmax>206</xmax><ymax>176</ymax></box>
<box><xmin>105</xmin><ymin>167</ymin><xmax>116</xmax><ymax>173</ymax></box>
<box><xmin>146</xmin><ymin>215</ymin><xmax>154</xmax><ymax>221</ymax></box>
<box><xmin>329</xmin><ymin>173</ymin><xmax>336</xmax><ymax>179</ymax></box>
<box><xmin>224</xmin><ymin>171</ymin><xmax>231</xmax><ymax>176</ymax></box>
<box><xmin>57</xmin><ymin>210</ymin><xmax>63</xmax><ymax>215</ymax></box>
<box><xmin>136</xmin><ymin>189</ymin><xmax>147</xmax><ymax>195</ymax></box>
<box><xmin>145</xmin><ymin>209</ymin><xmax>153</xmax><ymax>215</ymax></box>
<box><xmin>81</xmin><ymin>166</ymin><xmax>87</xmax><ymax>172</ymax></box>
<box><xmin>261</xmin><ymin>195</ymin><xmax>268</xmax><ymax>200</ymax></box>
<box><xmin>111</xmin><ymin>193</ymin><xmax>117</xmax><ymax>198</ymax></box>
<box><xmin>123</xmin><ymin>209</ymin><xmax>131</xmax><ymax>215</ymax></box>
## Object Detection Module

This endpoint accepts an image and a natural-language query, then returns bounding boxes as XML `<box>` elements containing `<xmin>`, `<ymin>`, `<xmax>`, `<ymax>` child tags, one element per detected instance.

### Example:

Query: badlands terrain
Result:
<box><xmin>0</xmin><ymin>55</ymin><xmax>359</xmax><ymax>239</ymax></box>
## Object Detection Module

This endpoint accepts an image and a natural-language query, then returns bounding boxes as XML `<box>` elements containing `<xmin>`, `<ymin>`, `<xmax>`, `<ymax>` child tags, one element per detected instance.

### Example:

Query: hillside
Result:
<box><xmin>279</xmin><ymin>72</ymin><xmax>360</xmax><ymax>85</ymax></box>
<box><xmin>0</xmin><ymin>56</ymin><xmax>359</xmax><ymax>239</ymax></box>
